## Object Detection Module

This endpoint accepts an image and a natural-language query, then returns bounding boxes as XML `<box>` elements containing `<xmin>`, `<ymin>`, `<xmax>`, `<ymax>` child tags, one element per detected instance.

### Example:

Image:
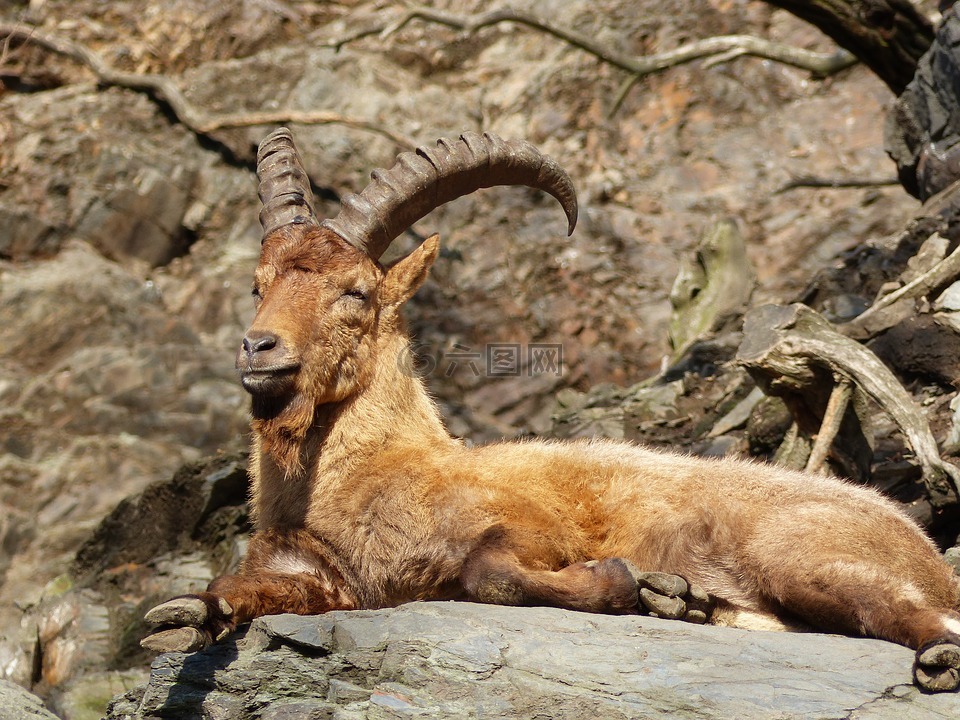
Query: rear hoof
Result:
<box><xmin>623</xmin><ymin>563</ymin><xmax>714</xmax><ymax>623</ymax></box>
<box><xmin>915</xmin><ymin>641</ymin><xmax>960</xmax><ymax>692</ymax></box>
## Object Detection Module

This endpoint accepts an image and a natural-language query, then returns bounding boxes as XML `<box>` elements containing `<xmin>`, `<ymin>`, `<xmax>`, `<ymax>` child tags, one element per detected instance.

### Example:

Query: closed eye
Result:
<box><xmin>343</xmin><ymin>289</ymin><xmax>368</xmax><ymax>301</ymax></box>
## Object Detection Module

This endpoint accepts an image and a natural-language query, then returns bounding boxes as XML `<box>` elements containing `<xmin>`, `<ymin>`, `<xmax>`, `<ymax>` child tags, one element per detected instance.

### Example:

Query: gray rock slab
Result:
<box><xmin>107</xmin><ymin>602</ymin><xmax>960</xmax><ymax>719</ymax></box>
<box><xmin>0</xmin><ymin>680</ymin><xmax>58</xmax><ymax>720</ymax></box>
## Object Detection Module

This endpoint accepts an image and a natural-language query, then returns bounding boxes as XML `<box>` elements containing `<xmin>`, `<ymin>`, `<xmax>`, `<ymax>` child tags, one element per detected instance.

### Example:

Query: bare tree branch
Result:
<box><xmin>325</xmin><ymin>4</ymin><xmax>857</xmax><ymax>85</ymax></box>
<box><xmin>775</xmin><ymin>174</ymin><xmax>900</xmax><ymax>193</ymax></box>
<box><xmin>0</xmin><ymin>22</ymin><xmax>416</xmax><ymax>149</ymax></box>
<box><xmin>839</xmin><ymin>234</ymin><xmax>960</xmax><ymax>340</ymax></box>
<box><xmin>805</xmin><ymin>378</ymin><xmax>852</xmax><ymax>474</ymax></box>
<box><xmin>2</xmin><ymin>8</ymin><xmax>857</xmax><ymax>140</ymax></box>
<box><xmin>0</xmin><ymin>22</ymin><xmax>17</xmax><ymax>67</ymax></box>
<box><xmin>739</xmin><ymin>303</ymin><xmax>960</xmax><ymax>505</ymax></box>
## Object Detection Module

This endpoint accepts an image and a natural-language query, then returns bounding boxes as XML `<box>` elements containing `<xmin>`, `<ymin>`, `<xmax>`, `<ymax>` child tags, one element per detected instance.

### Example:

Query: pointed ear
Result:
<box><xmin>381</xmin><ymin>234</ymin><xmax>439</xmax><ymax>309</ymax></box>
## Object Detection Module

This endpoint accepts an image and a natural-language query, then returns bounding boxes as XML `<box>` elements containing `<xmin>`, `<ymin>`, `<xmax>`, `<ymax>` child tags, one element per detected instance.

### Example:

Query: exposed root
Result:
<box><xmin>739</xmin><ymin>303</ymin><xmax>960</xmax><ymax>505</ymax></box>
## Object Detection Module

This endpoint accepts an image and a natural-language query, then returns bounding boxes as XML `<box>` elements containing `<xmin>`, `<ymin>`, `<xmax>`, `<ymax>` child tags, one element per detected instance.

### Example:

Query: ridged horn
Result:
<box><xmin>321</xmin><ymin>131</ymin><xmax>578</xmax><ymax>259</ymax></box>
<box><xmin>256</xmin><ymin>127</ymin><xmax>319</xmax><ymax>240</ymax></box>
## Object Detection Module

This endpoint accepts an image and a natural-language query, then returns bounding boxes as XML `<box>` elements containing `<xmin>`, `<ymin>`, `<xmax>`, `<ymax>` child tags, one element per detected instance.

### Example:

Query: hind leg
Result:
<box><xmin>460</xmin><ymin>529</ymin><xmax>713</xmax><ymax>621</ymax></box>
<box><xmin>755</xmin><ymin>556</ymin><xmax>960</xmax><ymax>691</ymax></box>
<box><xmin>914</xmin><ymin>617</ymin><xmax>960</xmax><ymax>692</ymax></box>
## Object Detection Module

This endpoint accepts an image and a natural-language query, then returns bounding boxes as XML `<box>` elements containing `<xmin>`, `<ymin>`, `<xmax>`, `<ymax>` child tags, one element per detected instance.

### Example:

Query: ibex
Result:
<box><xmin>143</xmin><ymin>128</ymin><xmax>960</xmax><ymax>692</ymax></box>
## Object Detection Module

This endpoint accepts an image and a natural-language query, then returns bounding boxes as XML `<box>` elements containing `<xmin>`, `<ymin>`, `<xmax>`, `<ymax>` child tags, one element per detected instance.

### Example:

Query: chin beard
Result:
<box><xmin>250</xmin><ymin>392</ymin><xmax>316</xmax><ymax>478</ymax></box>
<box><xmin>250</xmin><ymin>393</ymin><xmax>294</xmax><ymax>421</ymax></box>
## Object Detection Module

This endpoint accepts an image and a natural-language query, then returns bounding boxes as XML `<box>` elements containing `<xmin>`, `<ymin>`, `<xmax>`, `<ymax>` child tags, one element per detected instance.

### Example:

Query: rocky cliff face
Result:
<box><xmin>2</xmin><ymin>0</ymin><xmax>959</xmax><ymax>718</ymax></box>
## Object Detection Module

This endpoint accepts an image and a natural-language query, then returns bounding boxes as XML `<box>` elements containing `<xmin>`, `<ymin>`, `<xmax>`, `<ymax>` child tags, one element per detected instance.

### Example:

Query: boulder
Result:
<box><xmin>885</xmin><ymin>7</ymin><xmax>960</xmax><ymax>200</ymax></box>
<box><xmin>0</xmin><ymin>680</ymin><xmax>58</xmax><ymax>720</ymax></box>
<box><xmin>107</xmin><ymin>602</ymin><xmax>960</xmax><ymax>719</ymax></box>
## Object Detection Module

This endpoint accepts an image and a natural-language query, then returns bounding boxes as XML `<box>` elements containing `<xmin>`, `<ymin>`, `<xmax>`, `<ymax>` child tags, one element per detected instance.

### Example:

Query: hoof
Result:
<box><xmin>915</xmin><ymin>641</ymin><xmax>960</xmax><ymax>692</ymax></box>
<box><xmin>142</xmin><ymin>594</ymin><xmax>235</xmax><ymax>653</ymax></box>
<box><xmin>141</xmin><ymin>627</ymin><xmax>207</xmax><ymax>653</ymax></box>
<box><xmin>622</xmin><ymin>562</ymin><xmax>714</xmax><ymax>623</ymax></box>
<box><xmin>144</xmin><ymin>596</ymin><xmax>232</xmax><ymax>627</ymax></box>
<box><xmin>639</xmin><ymin>587</ymin><xmax>686</xmax><ymax>618</ymax></box>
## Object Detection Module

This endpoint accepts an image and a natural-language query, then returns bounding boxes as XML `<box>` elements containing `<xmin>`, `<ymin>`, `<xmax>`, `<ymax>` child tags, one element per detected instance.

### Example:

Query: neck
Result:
<box><xmin>252</xmin><ymin>333</ymin><xmax>451</xmax><ymax>479</ymax></box>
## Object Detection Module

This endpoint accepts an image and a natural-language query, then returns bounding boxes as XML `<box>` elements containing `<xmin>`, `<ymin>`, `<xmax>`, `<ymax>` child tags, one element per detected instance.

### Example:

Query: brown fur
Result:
<box><xmin>154</xmin><ymin>224</ymin><xmax>960</xmax><ymax>688</ymax></box>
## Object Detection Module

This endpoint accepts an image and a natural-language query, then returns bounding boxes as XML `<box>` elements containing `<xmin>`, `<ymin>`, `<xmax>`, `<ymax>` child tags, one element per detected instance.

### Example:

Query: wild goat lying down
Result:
<box><xmin>142</xmin><ymin>128</ymin><xmax>960</xmax><ymax>691</ymax></box>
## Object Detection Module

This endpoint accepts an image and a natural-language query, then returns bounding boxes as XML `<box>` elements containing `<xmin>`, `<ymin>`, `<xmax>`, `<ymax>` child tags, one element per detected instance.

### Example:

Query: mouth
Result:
<box><xmin>238</xmin><ymin>365</ymin><xmax>299</xmax><ymax>396</ymax></box>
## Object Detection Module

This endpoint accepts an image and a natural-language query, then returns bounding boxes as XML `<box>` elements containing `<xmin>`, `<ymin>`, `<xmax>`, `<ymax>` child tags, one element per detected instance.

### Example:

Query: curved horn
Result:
<box><xmin>256</xmin><ymin>127</ymin><xmax>319</xmax><ymax>241</ymax></box>
<box><xmin>321</xmin><ymin>131</ymin><xmax>578</xmax><ymax>259</ymax></box>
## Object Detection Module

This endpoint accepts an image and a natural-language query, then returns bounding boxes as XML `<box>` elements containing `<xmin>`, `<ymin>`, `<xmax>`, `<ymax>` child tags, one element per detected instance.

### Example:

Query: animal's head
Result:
<box><xmin>238</xmin><ymin>128</ymin><xmax>578</xmax><ymax>442</ymax></box>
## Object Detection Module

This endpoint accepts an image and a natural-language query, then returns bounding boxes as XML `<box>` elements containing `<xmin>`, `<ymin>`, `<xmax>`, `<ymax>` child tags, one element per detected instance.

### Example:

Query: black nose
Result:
<box><xmin>242</xmin><ymin>331</ymin><xmax>278</xmax><ymax>354</ymax></box>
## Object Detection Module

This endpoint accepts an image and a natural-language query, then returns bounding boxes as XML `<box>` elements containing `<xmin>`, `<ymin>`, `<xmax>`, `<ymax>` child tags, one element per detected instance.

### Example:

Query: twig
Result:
<box><xmin>610</xmin><ymin>74</ymin><xmax>642</xmax><ymax>116</ymax></box>
<box><xmin>839</xmin><ymin>234</ymin><xmax>960</xmax><ymax>340</ymax></box>
<box><xmin>320</xmin><ymin>23</ymin><xmax>385</xmax><ymax>52</ymax></box>
<box><xmin>776</xmin><ymin>174</ymin><xmax>899</xmax><ymax>193</ymax></box>
<box><xmin>702</xmin><ymin>47</ymin><xmax>749</xmax><ymax>69</ymax></box>
<box><xmin>0</xmin><ymin>22</ymin><xmax>416</xmax><ymax>149</ymax></box>
<box><xmin>0</xmin><ymin>21</ymin><xmax>19</xmax><ymax>66</ymax></box>
<box><xmin>805</xmin><ymin>378</ymin><xmax>852</xmax><ymax>474</ymax></box>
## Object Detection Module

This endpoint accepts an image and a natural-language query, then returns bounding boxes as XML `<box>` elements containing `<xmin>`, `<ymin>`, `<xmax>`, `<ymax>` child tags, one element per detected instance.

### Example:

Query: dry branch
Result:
<box><xmin>323</xmin><ymin>4</ymin><xmax>857</xmax><ymax>111</ymax></box>
<box><xmin>775</xmin><ymin>174</ymin><xmax>899</xmax><ymax>193</ymax></box>
<box><xmin>378</xmin><ymin>5</ymin><xmax>857</xmax><ymax>76</ymax></box>
<box><xmin>805</xmin><ymin>379</ymin><xmax>852</xmax><ymax>474</ymax></box>
<box><xmin>739</xmin><ymin>303</ymin><xmax>960</xmax><ymax>506</ymax></box>
<box><xmin>0</xmin><ymin>22</ymin><xmax>416</xmax><ymax>149</ymax></box>
<box><xmin>839</xmin><ymin>234</ymin><xmax>960</xmax><ymax>340</ymax></box>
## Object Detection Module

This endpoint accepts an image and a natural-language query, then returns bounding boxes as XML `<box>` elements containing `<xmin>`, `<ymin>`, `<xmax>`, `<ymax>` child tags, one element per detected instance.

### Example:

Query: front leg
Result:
<box><xmin>141</xmin><ymin>572</ymin><xmax>358</xmax><ymax>652</ymax></box>
<box><xmin>142</xmin><ymin>530</ymin><xmax>359</xmax><ymax>653</ymax></box>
